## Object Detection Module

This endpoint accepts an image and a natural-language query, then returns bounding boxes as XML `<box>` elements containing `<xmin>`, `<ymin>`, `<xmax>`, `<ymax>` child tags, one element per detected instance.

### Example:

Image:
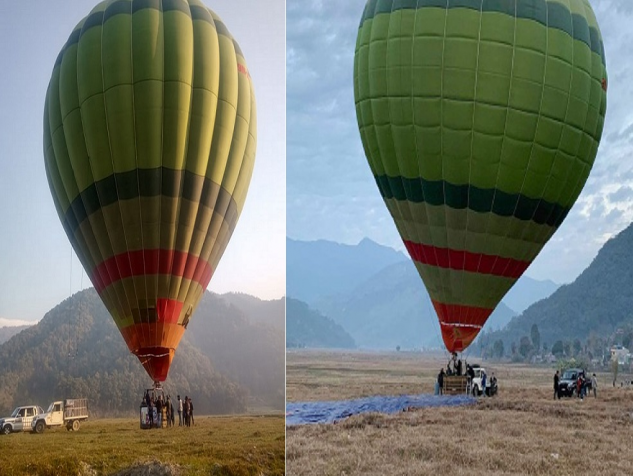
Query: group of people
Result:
<box><xmin>141</xmin><ymin>392</ymin><xmax>194</xmax><ymax>428</ymax></box>
<box><xmin>142</xmin><ymin>391</ymin><xmax>174</xmax><ymax>428</ymax></box>
<box><xmin>553</xmin><ymin>370</ymin><xmax>598</xmax><ymax>399</ymax></box>
<box><xmin>179</xmin><ymin>395</ymin><xmax>195</xmax><ymax>427</ymax></box>
<box><xmin>436</xmin><ymin>353</ymin><xmax>497</xmax><ymax>396</ymax></box>
<box><xmin>445</xmin><ymin>352</ymin><xmax>463</xmax><ymax>376</ymax></box>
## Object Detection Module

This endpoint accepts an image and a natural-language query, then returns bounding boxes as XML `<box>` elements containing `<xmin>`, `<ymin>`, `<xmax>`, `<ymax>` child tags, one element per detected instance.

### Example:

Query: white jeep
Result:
<box><xmin>470</xmin><ymin>367</ymin><xmax>497</xmax><ymax>396</ymax></box>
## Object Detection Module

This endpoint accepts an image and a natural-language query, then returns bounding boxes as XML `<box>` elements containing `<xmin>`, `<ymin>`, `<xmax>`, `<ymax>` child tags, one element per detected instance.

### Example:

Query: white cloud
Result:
<box><xmin>0</xmin><ymin>317</ymin><xmax>37</xmax><ymax>327</ymax></box>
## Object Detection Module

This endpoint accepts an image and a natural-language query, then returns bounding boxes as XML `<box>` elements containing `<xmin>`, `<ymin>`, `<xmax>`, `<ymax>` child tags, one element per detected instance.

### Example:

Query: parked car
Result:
<box><xmin>0</xmin><ymin>405</ymin><xmax>44</xmax><ymax>434</ymax></box>
<box><xmin>32</xmin><ymin>398</ymin><xmax>88</xmax><ymax>433</ymax></box>
<box><xmin>470</xmin><ymin>367</ymin><xmax>498</xmax><ymax>397</ymax></box>
<box><xmin>557</xmin><ymin>368</ymin><xmax>592</xmax><ymax>397</ymax></box>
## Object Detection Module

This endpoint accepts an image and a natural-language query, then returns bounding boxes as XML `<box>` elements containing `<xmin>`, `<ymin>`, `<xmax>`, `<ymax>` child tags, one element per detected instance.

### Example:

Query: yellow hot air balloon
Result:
<box><xmin>354</xmin><ymin>0</ymin><xmax>606</xmax><ymax>352</ymax></box>
<box><xmin>44</xmin><ymin>0</ymin><xmax>256</xmax><ymax>383</ymax></box>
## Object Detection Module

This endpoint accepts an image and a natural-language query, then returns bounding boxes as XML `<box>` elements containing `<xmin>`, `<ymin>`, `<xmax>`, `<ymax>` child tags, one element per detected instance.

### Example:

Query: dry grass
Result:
<box><xmin>0</xmin><ymin>414</ymin><xmax>285</xmax><ymax>476</ymax></box>
<box><xmin>286</xmin><ymin>350</ymin><xmax>633</xmax><ymax>476</ymax></box>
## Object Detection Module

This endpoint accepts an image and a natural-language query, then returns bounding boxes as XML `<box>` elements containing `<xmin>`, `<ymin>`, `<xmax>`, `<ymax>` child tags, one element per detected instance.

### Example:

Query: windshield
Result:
<box><xmin>562</xmin><ymin>371</ymin><xmax>576</xmax><ymax>380</ymax></box>
<box><xmin>10</xmin><ymin>407</ymin><xmax>20</xmax><ymax>418</ymax></box>
<box><xmin>46</xmin><ymin>402</ymin><xmax>55</xmax><ymax>413</ymax></box>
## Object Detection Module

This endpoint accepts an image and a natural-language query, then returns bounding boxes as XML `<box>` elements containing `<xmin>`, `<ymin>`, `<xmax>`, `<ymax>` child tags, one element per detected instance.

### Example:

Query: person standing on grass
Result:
<box><xmin>178</xmin><ymin>395</ymin><xmax>183</xmax><ymax>426</ymax></box>
<box><xmin>592</xmin><ymin>373</ymin><xmax>598</xmax><ymax>397</ymax></box>
<box><xmin>577</xmin><ymin>373</ymin><xmax>584</xmax><ymax>400</ymax></box>
<box><xmin>165</xmin><ymin>396</ymin><xmax>171</xmax><ymax>427</ymax></box>
<box><xmin>156</xmin><ymin>395</ymin><xmax>163</xmax><ymax>428</ymax></box>
<box><xmin>438</xmin><ymin>368</ymin><xmax>445</xmax><ymax>395</ymax></box>
<box><xmin>554</xmin><ymin>370</ymin><xmax>560</xmax><ymax>399</ymax></box>
<box><xmin>481</xmin><ymin>370</ymin><xmax>487</xmax><ymax>397</ymax></box>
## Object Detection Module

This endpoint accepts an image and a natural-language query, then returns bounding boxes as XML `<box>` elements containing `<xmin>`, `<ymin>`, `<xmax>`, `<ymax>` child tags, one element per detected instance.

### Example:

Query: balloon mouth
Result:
<box><xmin>134</xmin><ymin>347</ymin><xmax>175</xmax><ymax>382</ymax></box>
<box><xmin>439</xmin><ymin>324</ymin><xmax>482</xmax><ymax>353</ymax></box>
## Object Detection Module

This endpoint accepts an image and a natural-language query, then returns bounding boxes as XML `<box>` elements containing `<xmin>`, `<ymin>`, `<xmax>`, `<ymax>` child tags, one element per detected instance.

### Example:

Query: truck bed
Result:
<box><xmin>64</xmin><ymin>399</ymin><xmax>88</xmax><ymax>419</ymax></box>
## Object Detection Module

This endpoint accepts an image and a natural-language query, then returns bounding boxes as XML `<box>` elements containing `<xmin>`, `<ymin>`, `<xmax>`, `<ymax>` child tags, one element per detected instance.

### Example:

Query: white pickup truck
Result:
<box><xmin>31</xmin><ymin>398</ymin><xmax>88</xmax><ymax>433</ymax></box>
<box><xmin>0</xmin><ymin>405</ymin><xmax>44</xmax><ymax>434</ymax></box>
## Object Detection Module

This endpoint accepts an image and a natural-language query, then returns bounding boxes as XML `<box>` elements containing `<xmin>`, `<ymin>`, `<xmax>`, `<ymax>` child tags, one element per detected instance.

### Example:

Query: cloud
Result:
<box><xmin>0</xmin><ymin>317</ymin><xmax>37</xmax><ymax>327</ymax></box>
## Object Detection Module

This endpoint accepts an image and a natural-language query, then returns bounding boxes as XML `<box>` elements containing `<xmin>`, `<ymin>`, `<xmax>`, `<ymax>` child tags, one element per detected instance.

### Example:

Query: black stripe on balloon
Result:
<box><xmin>190</xmin><ymin>5</ymin><xmax>213</xmax><ymax>23</ymax></box>
<box><xmin>360</xmin><ymin>0</ymin><xmax>606</xmax><ymax>66</ymax></box>
<box><xmin>132</xmin><ymin>0</ymin><xmax>161</xmax><ymax>14</ymax></box>
<box><xmin>63</xmin><ymin>168</ymin><xmax>239</xmax><ymax>236</ymax></box>
<box><xmin>55</xmin><ymin>1</ymin><xmax>243</xmax><ymax>69</ymax></box>
<box><xmin>162</xmin><ymin>0</ymin><xmax>192</xmax><ymax>16</ymax></box>
<box><xmin>104</xmin><ymin>0</ymin><xmax>132</xmax><ymax>23</ymax></box>
<box><xmin>375</xmin><ymin>175</ymin><xmax>570</xmax><ymax>227</ymax></box>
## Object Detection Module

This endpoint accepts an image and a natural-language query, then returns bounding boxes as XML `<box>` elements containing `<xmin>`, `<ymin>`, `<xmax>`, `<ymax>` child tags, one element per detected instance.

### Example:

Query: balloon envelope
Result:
<box><xmin>354</xmin><ymin>0</ymin><xmax>606</xmax><ymax>352</ymax></box>
<box><xmin>44</xmin><ymin>0</ymin><xmax>256</xmax><ymax>381</ymax></box>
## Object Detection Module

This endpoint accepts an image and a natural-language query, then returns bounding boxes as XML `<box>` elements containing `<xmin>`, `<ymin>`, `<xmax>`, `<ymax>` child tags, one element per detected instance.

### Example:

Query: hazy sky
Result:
<box><xmin>0</xmin><ymin>0</ymin><xmax>285</xmax><ymax>323</ymax></box>
<box><xmin>287</xmin><ymin>0</ymin><xmax>633</xmax><ymax>286</ymax></box>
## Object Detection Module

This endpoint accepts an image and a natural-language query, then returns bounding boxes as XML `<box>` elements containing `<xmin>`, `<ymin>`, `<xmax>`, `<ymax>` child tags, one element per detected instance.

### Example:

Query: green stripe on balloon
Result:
<box><xmin>60</xmin><ymin>169</ymin><xmax>239</xmax><ymax>236</ymax></box>
<box><xmin>385</xmin><ymin>203</ymin><xmax>554</xmax><ymax>263</ymax></box>
<box><xmin>375</xmin><ymin>175</ymin><xmax>571</xmax><ymax>227</ymax></box>
<box><xmin>360</xmin><ymin>0</ymin><xmax>606</xmax><ymax>65</ymax></box>
<box><xmin>413</xmin><ymin>261</ymin><xmax>516</xmax><ymax>309</ymax></box>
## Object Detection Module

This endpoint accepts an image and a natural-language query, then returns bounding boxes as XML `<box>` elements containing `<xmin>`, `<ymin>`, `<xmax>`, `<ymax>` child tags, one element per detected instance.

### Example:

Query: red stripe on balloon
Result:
<box><xmin>432</xmin><ymin>301</ymin><xmax>493</xmax><ymax>329</ymax></box>
<box><xmin>404</xmin><ymin>240</ymin><xmax>530</xmax><ymax>279</ymax></box>
<box><xmin>91</xmin><ymin>249</ymin><xmax>214</xmax><ymax>293</ymax></box>
<box><xmin>432</xmin><ymin>300</ymin><xmax>493</xmax><ymax>353</ymax></box>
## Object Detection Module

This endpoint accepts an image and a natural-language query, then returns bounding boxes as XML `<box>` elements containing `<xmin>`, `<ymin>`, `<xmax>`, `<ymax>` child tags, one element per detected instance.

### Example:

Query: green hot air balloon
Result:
<box><xmin>354</xmin><ymin>0</ymin><xmax>606</xmax><ymax>352</ymax></box>
<box><xmin>44</xmin><ymin>0</ymin><xmax>256</xmax><ymax>383</ymax></box>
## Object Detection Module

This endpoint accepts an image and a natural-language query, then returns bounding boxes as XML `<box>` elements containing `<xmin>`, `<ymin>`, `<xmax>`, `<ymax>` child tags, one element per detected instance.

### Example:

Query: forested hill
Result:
<box><xmin>488</xmin><ymin>222</ymin><xmax>633</xmax><ymax>348</ymax></box>
<box><xmin>186</xmin><ymin>293</ymin><xmax>285</xmax><ymax>410</ymax></box>
<box><xmin>286</xmin><ymin>298</ymin><xmax>356</xmax><ymax>349</ymax></box>
<box><xmin>220</xmin><ymin>293</ymin><xmax>285</xmax><ymax>331</ymax></box>
<box><xmin>0</xmin><ymin>289</ymin><xmax>283</xmax><ymax>416</ymax></box>
<box><xmin>0</xmin><ymin>325</ymin><xmax>29</xmax><ymax>345</ymax></box>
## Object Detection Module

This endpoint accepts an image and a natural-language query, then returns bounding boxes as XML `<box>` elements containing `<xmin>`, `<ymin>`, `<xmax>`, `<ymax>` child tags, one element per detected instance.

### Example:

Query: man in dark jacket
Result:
<box><xmin>554</xmin><ymin>370</ymin><xmax>560</xmax><ymax>399</ymax></box>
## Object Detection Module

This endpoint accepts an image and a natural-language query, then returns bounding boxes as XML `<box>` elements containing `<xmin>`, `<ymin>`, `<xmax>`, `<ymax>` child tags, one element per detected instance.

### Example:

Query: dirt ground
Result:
<box><xmin>286</xmin><ymin>350</ymin><xmax>633</xmax><ymax>476</ymax></box>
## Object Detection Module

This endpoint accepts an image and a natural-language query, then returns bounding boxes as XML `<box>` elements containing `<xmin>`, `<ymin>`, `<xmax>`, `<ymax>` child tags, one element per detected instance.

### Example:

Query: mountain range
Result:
<box><xmin>287</xmin><ymin>237</ymin><xmax>559</xmax><ymax>350</ymax></box>
<box><xmin>486</xmin><ymin>222</ymin><xmax>633</xmax><ymax>351</ymax></box>
<box><xmin>0</xmin><ymin>289</ymin><xmax>284</xmax><ymax>416</ymax></box>
<box><xmin>286</xmin><ymin>237</ymin><xmax>407</xmax><ymax>304</ymax></box>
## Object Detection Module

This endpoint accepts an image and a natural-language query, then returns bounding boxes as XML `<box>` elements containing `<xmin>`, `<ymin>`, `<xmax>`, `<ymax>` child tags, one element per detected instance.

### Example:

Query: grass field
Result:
<box><xmin>0</xmin><ymin>414</ymin><xmax>285</xmax><ymax>476</ymax></box>
<box><xmin>286</xmin><ymin>350</ymin><xmax>633</xmax><ymax>476</ymax></box>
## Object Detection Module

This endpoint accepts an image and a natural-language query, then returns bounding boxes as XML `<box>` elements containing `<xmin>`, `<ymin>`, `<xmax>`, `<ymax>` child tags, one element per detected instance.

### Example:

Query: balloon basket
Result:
<box><xmin>139</xmin><ymin>386</ymin><xmax>169</xmax><ymax>430</ymax></box>
<box><xmin>139</xmin><ymin>405</ymin><xmax>153</xmax><ymax>430</ymax></box>
<box><xmin>443</xmin><ymin>376</ymin><xmax>468</xmax><ymax>395</ymax></box>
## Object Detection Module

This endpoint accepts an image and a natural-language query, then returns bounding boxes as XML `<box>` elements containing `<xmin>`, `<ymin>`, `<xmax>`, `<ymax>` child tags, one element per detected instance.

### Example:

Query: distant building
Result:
<box><xmin>610</xmin><ymin>345</ymin><xmax>630</xmax><ymax>365</ymax></box>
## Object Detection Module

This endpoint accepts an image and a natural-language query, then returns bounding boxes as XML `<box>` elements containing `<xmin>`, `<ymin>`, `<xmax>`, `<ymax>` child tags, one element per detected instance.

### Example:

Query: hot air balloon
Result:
<box><xmin>44</xmin><ymin>0</ymin><xmax>256</xmax><ymax>384</ymax></box>
<box><xmin>354</xmin><ymin>0</ymin><xmax>606</xmax><ymax>352</ymax></box>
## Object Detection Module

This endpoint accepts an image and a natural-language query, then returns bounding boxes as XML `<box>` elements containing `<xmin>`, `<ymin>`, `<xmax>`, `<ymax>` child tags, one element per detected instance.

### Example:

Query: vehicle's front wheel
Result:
<box><xmin>2</xmin><ymin>424</ymin><xmax>11</xmax><ymax>435</ymax></box>
<box><xmin>34</xmin><ymin>421</ymin><xmax>45</xmax><ymax>434</ymax></box>
<box><xmin>472</xmin><ymin>386</ymin><xmax>479</xmax><ymax>397</ymax></box>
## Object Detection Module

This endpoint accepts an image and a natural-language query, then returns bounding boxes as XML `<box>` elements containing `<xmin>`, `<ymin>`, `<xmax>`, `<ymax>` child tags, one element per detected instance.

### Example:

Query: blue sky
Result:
<box><xmin>287</xmin><ymin>0</ymin><xmax>633</xmax><ymax>286</ymax></box>
<box><xmin>0</xmin><ymin>0</ymin><xmax>285</xmax><ymax>324</ymax></box>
